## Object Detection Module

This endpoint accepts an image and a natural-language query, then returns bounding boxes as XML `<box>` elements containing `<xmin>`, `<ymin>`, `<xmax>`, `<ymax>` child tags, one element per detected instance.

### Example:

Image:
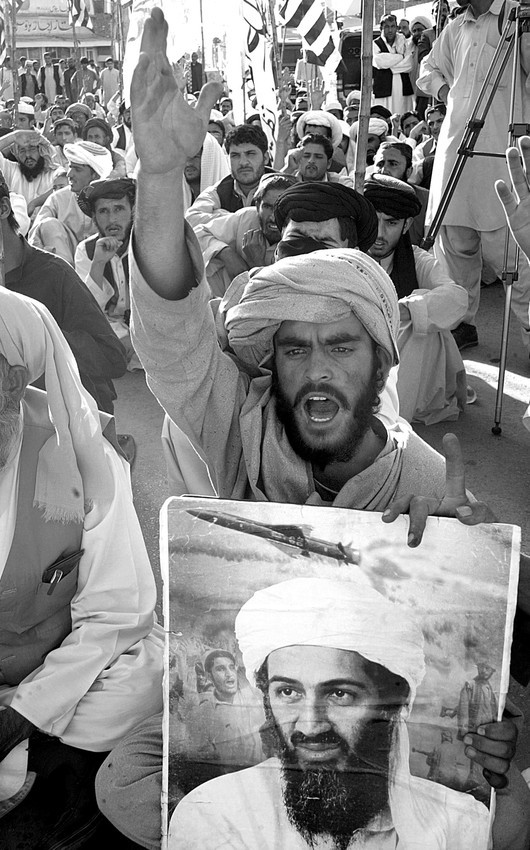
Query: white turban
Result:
<box><xmin>0</xmin><ymin>288</ymin><xmax>113</xmax><ymax>523</ymax></box>
<box><xmin>63</xmin><ymin>140</ymin><xmax>113</xmax><ymax>179</ymax></box>
<box><xmin>296</xmin><ymin>110</ymin><xmax>343</xmax><ymax>148</ymax></box>
<box><xmin>235</xmin><ymin>577</ymin><xmax>425</xmax><ymax>707</ymax></box>
<box><xmin>411</xmin><ymin>15</ymin><xmax>432</xmax><ymax>29</ymax></box>
<box><xmin>349</xmin><ymin>117</ymin><xmax>389</xmax><ymax>142</ymax></box>
<box><xmin>224</xmin><ymin>248</ymin><xmax>400</xmax><ymax>368</ymax></box>
<box><xmin>17</xmin><ymin>101</ymin><xmax>35</xmax><ymax>116</ymax></box>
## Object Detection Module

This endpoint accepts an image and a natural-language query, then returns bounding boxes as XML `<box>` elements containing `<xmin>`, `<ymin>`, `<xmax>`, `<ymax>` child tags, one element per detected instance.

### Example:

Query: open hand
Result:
<box><xmin>382</xmin><ymin>433</ymin><xmax>495</xmax><ymax>546</ymax></box>
<box><xmin>131</xmin><ymin>8</ymin><xmax>223</xmax><ymax>173</ymax></box>
<box><xmin>495</xmin><ymin>136</ymin><xmax>530</xmax><ymax>262</ymax></box>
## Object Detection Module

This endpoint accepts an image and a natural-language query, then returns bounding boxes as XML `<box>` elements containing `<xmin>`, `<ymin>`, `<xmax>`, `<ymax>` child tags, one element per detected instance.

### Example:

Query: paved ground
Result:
<box><xmin>113</xmin><ymin>277</ymin><xmax>530</xmax><ymax>768</ymax></box>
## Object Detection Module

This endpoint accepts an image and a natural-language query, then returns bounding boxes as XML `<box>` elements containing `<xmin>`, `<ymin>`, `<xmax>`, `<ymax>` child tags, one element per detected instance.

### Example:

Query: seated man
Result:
<box><xmin>1</xmin><ymin>169</ymin><xmax>127</xmax><ymax>415</ymax></box>
<box><xmin>29</xmin><ymin>140</ymin><xmax>113</xmax><ymax>265</ymax></box>
<box><xmin>410</xmin><ymin>102</ymin><xmax>446</xmax><ymax>183</ymax></box>
<box><xmin>74</xmin><ymin>177</ymin><xmax>140</xmax><ymax>370</ymax></box>
<box><xmin>181</xmin><ymin>131</ymin><xmax>229</xmax><ymax>212</ymax></box>
<box><xmin>374</xmin><ymin>140</ymin><xmax>429</xmax><ymax>245</ymax></box>
<box><xmin>294</xmin><ymin>109</ymin><xmax>347</xmax><ymax>174</ymax></box>
<box><xmin>0</xmin><ymin>287</ymin><xmax>163</xmax><ymax>847</ymax></box>
<box><xmin>288</xmin><ymin>133</ymin><xmax>353</xmax><ymax>187</ymax></box>
<box><xmin>51</xmin><ymin>116</ymin><xmax>77</xmax><ymax>169</ymax></box>
<box><xmin>364</xmin><ymin>174</ymin><xmax>468</xmax><ymax>424</ymax></box>
<box><xmin>0</xmin><ymin>129</ymin><xmax>57</xmax><ymax>216</ymax></box>
<box><xmin>65</xmin><ymin>101</ymin><xmax>92</xmax><ymax>137</ymax></box>
<box><xmin>169</xmin><ymin>577</ymin><xmax>529</xmax><ymax>849</ymax></box>
<box><xmin>194</xmin><ymin>173</ymin><xmax>296</xmax><ymax>297</ymax></box>
<box><xmin>346</xmin><ymin>116</ymin><xmax>392</xmax><ymax>176</ymax></box>
<box><xmin>81</xmin><ymin>117</ymin><xmax>127</xmax><ymax>177</ymax></box>
<box><xmin>186</xmin><ymin>124</ymin><xmax>272</xmax><ymax>233</ymax></box>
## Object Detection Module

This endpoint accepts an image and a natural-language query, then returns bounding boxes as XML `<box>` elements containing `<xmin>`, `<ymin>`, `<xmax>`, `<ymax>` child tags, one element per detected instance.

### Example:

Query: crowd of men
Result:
<box><xmin>0</xmin><ymin>0</ymin><xmax>530</xmax><ymax>847</ymax></box>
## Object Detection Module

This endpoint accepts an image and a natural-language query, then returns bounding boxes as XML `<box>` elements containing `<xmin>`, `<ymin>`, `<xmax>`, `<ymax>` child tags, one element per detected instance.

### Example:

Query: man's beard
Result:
<box><xmin>270</xmin><ymin>716</ymin><xmax>393</xmax><ymax>848</ymax></box>
<box><xmin>19</xmin><ymin>156</ymin><xmax>45</xmax><ymax>180</ymax></box>
<box><xmin>0</xmin><ymin>394</ymin><xmax>22</xmax><ymax>470</ymax></box>
<box><xmin>272</xmin><ymin>357</ymin><xmax>381</xmax><ymax>468</ymax></box>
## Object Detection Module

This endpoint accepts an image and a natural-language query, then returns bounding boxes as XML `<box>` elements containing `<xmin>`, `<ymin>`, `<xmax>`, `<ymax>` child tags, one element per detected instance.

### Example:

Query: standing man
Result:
<box><xmin>186</xmin><ymin>52</ymin><xmax>204</xmax><ymax>94</ymax></box>
<box><xmin>373</xmin><ymin>14</ymin><xmax>414</xmax><ymax>115</ymax></box>
<box><xmin>72</xmin><ymin>57</ymin><xmax>98</xmax><ymax>98</ymax></box>
<box><xmin>0</xmin><ymin>56</ymin><xmax>15</xmax><ymax>102</ymax></box>
<box><xmin>38</xmin><ymin>53</ymin><xmax>62</xmax><ymax>103</ymax></box>
<box><xmin>63</xmin><ymin>56</ymin><xmax>78</xmax><ymax>104</ymax></box>
<box><xmin>417</xmin><ymin>0</ymin><xmax>530</xmax><ymax>352</ymax></box>
<box><xmin>409</xmin><ymin>15</ymin><xmax>431</xmax><ymax>118</ymax></box>
<box><xmin>100</xmin><ymin>57</ymin><xmax>120</xmax><ymax>108</ymax></box>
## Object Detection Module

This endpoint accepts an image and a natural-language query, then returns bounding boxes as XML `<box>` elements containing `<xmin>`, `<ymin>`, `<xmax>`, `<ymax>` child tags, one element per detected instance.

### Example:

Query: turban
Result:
<box><xmin>296</xmin><ymin>110</ymin><xmax>343</xmax><ymax>148</ymax></box>
<box><xmin>346</xmin><ymin>90</ymin><xmax>361</xmax><ymax>105</ymax></box>
<box><xmin>349</xmin><ymin>117</ymin><xmax>388</xmax><ymax>142</ymax></box>
<box><xmin>364</xmin><ymin>174</ymin><xmax>422</xmax><ymax>219</ymax></box>
<box><xmin>411</xmin><ymin>15</ymin><xmax>431</xmax><ymax>29</ymax></box>
<box><xmin>224</xmin><ymin>247</ymin><xmax>400</xmax><ymax>368</ymax></box>
<box><xmin>0</xmin><ymin>288</ymin><xmax>113</xmax><ymax>523</ymax></box>
<box><xmin>82</xmin><ymin>117</ymin><xmax>113</xmax><ymax>142</ymax></box>
<box><xmin>66</xmin><ymin>102</ymin><xmax>92</xmax><ymax>120</ymax></box>
<box><xmin>63</xmin><ymin>141</ymin><xmax>113</xmax><ymax>179</ymax></box>
<box><xmin>77</xmin><ymin>176</ymin><xmax>136</xmax><ymax>217</ymax></box>
<box><xmin>323</xmin><ymin>100</ymin><xmax>342</xmax><ymax>113</ymax></box>
<box><xmin>235</xmin><ymin>577</ymin><xmax>425</xmax><ymax>707</ymax></box>
<box><xmin>274</xmin><ymin>182</ymin><xmax>378</xmax><ymax>252</ymax></box>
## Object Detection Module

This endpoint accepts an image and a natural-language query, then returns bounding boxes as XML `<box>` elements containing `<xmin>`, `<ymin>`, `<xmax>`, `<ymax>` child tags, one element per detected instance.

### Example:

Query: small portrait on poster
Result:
<box><xmin>161</xmin><ymin>497</ymin><xmax>519</xmax><ymax>850</ymax></box>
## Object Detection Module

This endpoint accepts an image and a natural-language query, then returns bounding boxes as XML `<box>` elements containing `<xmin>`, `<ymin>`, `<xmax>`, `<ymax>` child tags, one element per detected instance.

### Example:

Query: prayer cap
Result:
<box><xmin>53</xmin><ymin>117</ymin><xmax>76</xmax><ymax>132</ymax></box>
<box><xmin>364</xmin><ymin>174</ymin><xmax>422</xmax><ymax>219</ymax></box>
<box><xmin>223</xmin><ymin>247</ymin><xmax>400</xmax><ymax>368</ymax></box>
<box><xmin>77</xmin><ymin>177</ymin><xmax>136</xmax><ymax>217</ymax></box>
<box><xmin>323</xmin><ymin>100</ymin><xmax>342</xmax><ymax>113</ymax></box>
<box><xmin>63</xmin><ymin>141</ymin><xmax>113</xmax><ymax>178</ymax></box>
<box><xmin>235</xmin><ymin>577</ymin><xmax>425</xmax><ymax>706</ymax></box>
<box><xmin>296</xmin><ymin>109</ymin><xmax>343</xmax><ymax>148</ymax></box>
<box><xmin>274</xmin><ymin>182</ymin><xmax>378</xmax><ymax>252</ymax></box>
<box><xmin>17</xmin><ymin>100</ymin><xmax>34</xmax><ymax>116</ymax></box>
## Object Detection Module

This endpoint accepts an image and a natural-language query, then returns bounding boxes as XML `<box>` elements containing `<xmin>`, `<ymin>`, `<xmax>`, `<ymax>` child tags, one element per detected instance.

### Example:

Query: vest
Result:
<box><xmin>0</xmin><ymin>393</ymin><xmax>83</xmax><ymax>686</ymax></box>
<box><xmin>215</xmin><ymin>167</ymin><xmax>275</xmax><ymax>213</ymax></box>
<box><xmin>85</xmin><ymin>233</ymin><xmax>130</xmax><ymax>324</ymax></box>
<box><xmin>373</xmin><ymin>37</ymin><xmax>414</xmax><ymax>99</ymax></box>
<box><xmin>115</xmin><ymin>124</ymin><xmax>127</xmax><ymax>151</ymax></box>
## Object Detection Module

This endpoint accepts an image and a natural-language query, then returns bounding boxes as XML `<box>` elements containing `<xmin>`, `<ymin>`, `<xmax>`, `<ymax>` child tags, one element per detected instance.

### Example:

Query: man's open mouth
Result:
<box><xmin>303</xmin><ymin>395</ymin><xmax>340</xmax><ymax>423</ymax></box>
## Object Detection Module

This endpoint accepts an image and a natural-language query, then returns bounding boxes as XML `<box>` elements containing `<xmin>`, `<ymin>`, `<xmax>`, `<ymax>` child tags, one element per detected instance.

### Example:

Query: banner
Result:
<box><xmin>242</xmin><ymin>0</ymin><xmax>278</xmax><ymax>159</ymax></box>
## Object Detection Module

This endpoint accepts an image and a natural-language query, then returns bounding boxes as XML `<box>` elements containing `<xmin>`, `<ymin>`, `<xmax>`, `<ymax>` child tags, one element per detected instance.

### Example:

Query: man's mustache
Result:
<box><xmin>293</xmin><ymin>382</ymin><xmax>351</xmax><ymax>410</ymax></box>
<box><xmin>290</xmin><ymin>730</ymin><xmax>345</xmax><ymax>748</ymax></box>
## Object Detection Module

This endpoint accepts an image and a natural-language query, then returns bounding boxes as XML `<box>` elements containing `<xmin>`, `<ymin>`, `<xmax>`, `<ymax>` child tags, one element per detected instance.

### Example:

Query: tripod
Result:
<box><xmin>420</xmin><ymin>0</ymin><xmax>530</xmax><ymax>435</ymax></box>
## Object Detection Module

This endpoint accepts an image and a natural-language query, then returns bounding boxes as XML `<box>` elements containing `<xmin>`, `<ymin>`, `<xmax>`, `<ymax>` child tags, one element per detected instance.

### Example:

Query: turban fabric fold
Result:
<box><xmin>274</xmin><ymin>182</ymin><xmax>378</xmax><ymax>253</ymax></box>
<box><xmin>63</xmin><ymin>140</ymin><xmax>113</xmax><ymax>179</ymax></box>
<box><xmin>224</xmin><ymin>248</ymin><xmax>400</xmax><ymax>368</ymax></box>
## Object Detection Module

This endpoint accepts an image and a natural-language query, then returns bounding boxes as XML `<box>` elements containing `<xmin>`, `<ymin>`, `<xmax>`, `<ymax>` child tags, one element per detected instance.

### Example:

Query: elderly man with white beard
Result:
<box><xmin>169</xmin><ymin>578</ymin><xmax>530</xmax><ymax>849</ymax></box>
<box><xmin>0</xmin><ymin>289</ymin><xmax>163</xmax><ymax>845</ymax></box>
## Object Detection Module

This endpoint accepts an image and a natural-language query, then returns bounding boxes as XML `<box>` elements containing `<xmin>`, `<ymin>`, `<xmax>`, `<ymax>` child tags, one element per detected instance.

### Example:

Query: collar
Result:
<box><xmin>463</xmin><ymin>0</ymin><xmax>504</xmax><ymax>22</ymax></box>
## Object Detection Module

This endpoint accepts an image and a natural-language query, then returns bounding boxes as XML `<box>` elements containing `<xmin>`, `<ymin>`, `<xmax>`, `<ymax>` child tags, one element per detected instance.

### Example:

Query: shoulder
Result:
<box><xmin>399</xmin><ymin>431</ymin><xmax>446</xmax><ymax>493</ymax></box>
<box><xmin>177</xmin><ymin>759</ymin><xmax>280</xmax><ymax>807</ymax></box>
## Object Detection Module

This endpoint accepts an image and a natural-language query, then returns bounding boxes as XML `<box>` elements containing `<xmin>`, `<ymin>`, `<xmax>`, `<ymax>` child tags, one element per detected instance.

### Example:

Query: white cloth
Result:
<box><xmin>296</xmin><ymin>110</ymin><xmax>344</xmax><ymax>149</ymax></box>
<box><xmin>169</xmin><ymin>757</ymin><xmax>488</xmax><ymax>849</ymax></box>
<box><xmin>74</xmin><ymin>238</ymin><xmax>131</xmax><ymax>339</ymax></box>
<box><xmin>416</xmin><ymin>0</ymin><xmax>529</xmax><ymax>230</ymax></box>
<box><xmin>372</xmin><ymin>32</ymin><xmax>414</xmax><ymax>114</ymax></box>
<box><xmin>182</xmin><ymin>132</ymin><xmax>230</xmax><ymax>212</ymax></box>
<box><xmin>0</xmin><ymin>153</ymin><xmax>55</xmax><ymax>207</ymax></box>
<box><xmin>29</xmin><ymin>186</ymin><xmax>97</xmax><ymax>255</ymax></box>
<box><xmin>100</xmin><ymin>67</ymin><xmax>120</xmax><ymax>107</ymax></box>
<box><xmin>63</xmin><ymin>141</ymin><xmax>113</xmax><ymax>180</ymax></box>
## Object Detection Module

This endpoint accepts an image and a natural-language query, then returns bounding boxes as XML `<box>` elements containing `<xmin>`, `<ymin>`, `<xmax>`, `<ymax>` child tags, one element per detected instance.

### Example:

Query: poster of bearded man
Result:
<box><xmin>161</xmin><ymin>497</ymin><xmax>521</xmax><ymax>849</ymax></box>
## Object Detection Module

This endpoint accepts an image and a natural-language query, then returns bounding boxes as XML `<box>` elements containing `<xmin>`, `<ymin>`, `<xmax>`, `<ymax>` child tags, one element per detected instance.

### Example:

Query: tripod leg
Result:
<box><xmin>492</xmin><ymin>239</ymin><xmax>520</xmax><ymax>435</ymax></box>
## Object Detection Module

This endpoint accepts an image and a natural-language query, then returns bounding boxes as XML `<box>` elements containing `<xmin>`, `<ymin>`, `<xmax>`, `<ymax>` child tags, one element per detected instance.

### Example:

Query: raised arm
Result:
<box><xmin>131</xmin><ymin>8</ymin><xmax>222</xmax><ymax>300</ymax></box>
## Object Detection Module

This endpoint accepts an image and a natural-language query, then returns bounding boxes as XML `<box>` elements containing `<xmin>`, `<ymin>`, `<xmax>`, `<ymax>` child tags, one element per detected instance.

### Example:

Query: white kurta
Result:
<box><xmin>0</xmin><ymin>153</ymin><xmax>55</xmax><ymax>207</ymax></box>
<box><xmin>372</xmin><ymin>33</ymin><xmax>414</xmax><ymax>115</ymax></box>
<box><xmin>0</xmin><ymin>390</ymin><xmax>163</xmax><ymax>752</ymax></box>
<box><xmin>416</xmin><ymin>0</ymin><xmax>529</xmax><ymax>230</ymax></box>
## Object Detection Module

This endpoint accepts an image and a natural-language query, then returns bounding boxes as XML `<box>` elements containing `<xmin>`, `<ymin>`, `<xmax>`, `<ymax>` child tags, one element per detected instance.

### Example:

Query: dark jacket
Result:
<box><xmin>373</xmin><ymin>36</ymin><xmax>413</xmax><ymax>99</ymax></box>
<box><xmin>37</xmin><ymin>63</ymin><xmax>63</xmax><ymax>95</ymax></box>
<box><xmin>6</xmin><ymin>239</ymin><xmax>127</xmax><ymax>413</ymax></box>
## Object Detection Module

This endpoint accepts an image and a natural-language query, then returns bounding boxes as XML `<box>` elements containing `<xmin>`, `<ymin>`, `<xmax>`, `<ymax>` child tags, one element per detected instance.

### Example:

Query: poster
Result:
<box><xmin>161</xmin><ymin>497</ymin><xmax>520</xmax><ymax>849</ymax></box>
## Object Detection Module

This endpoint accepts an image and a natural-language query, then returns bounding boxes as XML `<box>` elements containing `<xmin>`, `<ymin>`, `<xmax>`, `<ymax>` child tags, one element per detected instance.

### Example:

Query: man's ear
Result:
<box><xmin>0</xmin><ymin>195</ymin><xmax>12</xmax><ymax>220</ymax></box>
<box><xmin>402</xmin><ymin>216</ymin><xmax>413</xmax><ymax>235</ymax></box>
<box><xmin>264</xmin><ymin>150</ymin><xmax>271</xmax><ymax>166</ymax></box>
<box><xmin>375</xmin><ymin>345</ymin><xmax>393</xmax><ymax>384</ymax></box>
<box><xmin>406</xmin><ymin>164</ymin><xmax>413</xmax><ymax>181</ymax></box>
<box><xmin>4</xmin><ymin>364</ymin><xmax>29</xmax><ymax>404</ymax></box>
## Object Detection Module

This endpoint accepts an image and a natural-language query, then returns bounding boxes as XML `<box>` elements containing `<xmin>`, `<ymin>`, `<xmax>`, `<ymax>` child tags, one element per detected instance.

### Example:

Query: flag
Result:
<box><xmin>0</xmin><ymin>0</ymin><xmax>24</xmax><ymax>65</ymax></box>
<box><xmin>279</xmin><ymin>0</ymin><xmax>342</xmax><ymax>73</ymax></box>
<box><xmin>242</xmin><ymin>0</ymin><xmax>278</xmax><ymax>159</ymax></box>
<box><xmin>69</xmin><ymin>0</ymin><xmax>95</xmax><ymax>31</ymax></box>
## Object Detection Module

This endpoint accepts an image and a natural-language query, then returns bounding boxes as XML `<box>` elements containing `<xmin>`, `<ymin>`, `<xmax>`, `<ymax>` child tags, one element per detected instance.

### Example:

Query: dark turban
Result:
<box><xmin>274</xmin><ymin>182</ymin><xmax>378</xmax><ymax>252</ymax></box>
<box><xmin>77</xmin><ymin>177</ymin><xmax>136</xmax><ymax>218</ymax></box>
<box><xmin>82</xmin><ymin>117</ymin><xmax>113</xmax><ymax>144</ymax></box>
<box><xmin>363</xmin><ymin>174</ymin><xmax>422</xmax><ymax>219</ymax></box>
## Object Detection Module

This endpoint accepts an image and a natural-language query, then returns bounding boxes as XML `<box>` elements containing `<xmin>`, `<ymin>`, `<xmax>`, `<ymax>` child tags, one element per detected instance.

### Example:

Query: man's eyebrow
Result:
<box><xmin>268</xmin><ymin>675</ymin><xmax>369</xmax><ymax>690</ymax></box>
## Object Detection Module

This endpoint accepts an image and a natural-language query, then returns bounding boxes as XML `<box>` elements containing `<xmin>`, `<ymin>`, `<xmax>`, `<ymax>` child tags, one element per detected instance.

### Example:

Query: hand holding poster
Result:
<box><xmin>162</xmin><ymin>497</ymin><xmax>523</xmax><ymax>849</ymax></box>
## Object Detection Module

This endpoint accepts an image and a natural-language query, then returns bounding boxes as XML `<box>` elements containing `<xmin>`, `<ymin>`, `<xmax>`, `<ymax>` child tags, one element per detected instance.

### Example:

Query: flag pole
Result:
<box><xmin>199</xmin><ymin>0</ymin><xmax>207</xmax><ymax>86</ymax></box>
<box><xmin>267</xmin><ymin>0</ymin><xmax>282</xmax><ymax>91</ymax></box>
<box><xmin>69</xmin><ymin>0</ymin><xmax>81</xmax><ymax>66</ymax></box>
<box><xmin>354</xmin><ymin>0</ymin><xmax>374</xmax><ymax>192</ymax></box>
<box><xmin>9</xmin><ymin>0</ymin><xmax>19</xmax><ymax>104</ymax></box>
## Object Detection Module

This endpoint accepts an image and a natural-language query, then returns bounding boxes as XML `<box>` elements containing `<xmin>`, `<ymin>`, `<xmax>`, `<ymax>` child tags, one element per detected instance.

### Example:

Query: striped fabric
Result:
<box><xmin>279</xmin><ymin>0</ymin><xmax>342</xmax><ymax>72</ymax></box>
<box><xmin>0</xmin><ymin>0</ymin><xmax>24</xmax><ymax>66</ymax></box>
<box><xmin>68</xmin><ymin>0</ymin><xmax>95</xmax><ymax>31</ymax></box>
